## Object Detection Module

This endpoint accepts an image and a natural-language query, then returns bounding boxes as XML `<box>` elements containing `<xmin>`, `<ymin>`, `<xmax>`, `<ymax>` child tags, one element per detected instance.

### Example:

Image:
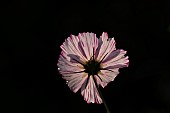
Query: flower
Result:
<box><xmin>57</xmin><ymin>32</ymin><xmax>129</xmax><ymax>104</ymax></box>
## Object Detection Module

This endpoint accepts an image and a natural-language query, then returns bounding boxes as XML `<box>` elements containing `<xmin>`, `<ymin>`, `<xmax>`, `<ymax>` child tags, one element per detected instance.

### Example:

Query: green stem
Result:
<box><xmin>92</xmin><ymin>75</ymin><xmax>111</xmax><ymax>113</ymax></box>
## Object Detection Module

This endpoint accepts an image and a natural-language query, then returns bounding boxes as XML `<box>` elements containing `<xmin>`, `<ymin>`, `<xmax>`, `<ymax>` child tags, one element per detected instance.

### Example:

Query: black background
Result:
<box><xmin>1</xmin><ymin>0</ymin><xmax>170</xmax><ymax>113</ymax></box>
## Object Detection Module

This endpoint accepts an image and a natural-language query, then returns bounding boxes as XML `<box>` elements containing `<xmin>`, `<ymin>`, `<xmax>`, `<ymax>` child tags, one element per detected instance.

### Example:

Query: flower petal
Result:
<box><xmin>57</xmin><ymin>55</ymin><xmax>84</xmax><ymax>74</ymax></box>
<box><xmin>65</xmin><ymin>73</ymin><xmax>88</xmax><ymax>93</ymax></box>
<box><xmin>102</xmin><ymin>49</ymin><xmax>127</xmax><ymax>64</ymax></box>
<box><xmin>61</xmin><ymin>35</ymin><xmax>87</xmax><ymax>62</ymax></box>
<box><xmin>98</xmin><ymin>68</ymin><xmax>119</xmax><ymax>84</ymax></box>
<box><xmin>101</xmin><ymin>50</ymin><xmax>129</xmax><ymax>69</ymax></box>
<box><xmin>94</xmin><ymin>75</ymin><xmax>107</xmax><ymax>88</ymax></box>
<box><xmin>78</xmin><ymin>32</ymin><xmax>98</xmax><ymax>60</ymax></box>
<box><xmin>95</xmin><ymin>32</ymin><xmax>116</xmax><ymax>61</ymax></box>
<box><xmin>70</xmin><ymin>35</ymin><xmax>88</xmax><ymax>61</ymax></box>
<box><xmin>81</xmin><ymin>76</ymin><xmax>103</xmax><ymax>104</ymax></box>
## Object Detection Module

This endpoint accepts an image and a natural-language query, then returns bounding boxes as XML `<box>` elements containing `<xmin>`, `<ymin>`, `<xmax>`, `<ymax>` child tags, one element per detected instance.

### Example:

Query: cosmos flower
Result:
<box><xmin>57</xmin><ymin>32</ymin><xmax>129</xmax><ymax>104</ymax></box>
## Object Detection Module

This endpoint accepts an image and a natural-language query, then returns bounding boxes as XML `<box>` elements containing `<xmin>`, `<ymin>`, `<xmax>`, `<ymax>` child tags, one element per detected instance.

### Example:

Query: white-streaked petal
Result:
<box><xmin>57</xmin><ymin>55</ymin><xmax>84</xmax><ymax>73</ymax></box>
<box><xmin>69</xmin><ymin>35</ymin><xmax>88</xmax><ymax>61</ymax></box>
<box><xmin>98</xmin><ymin>69</ymin><xmax>119</xmax><ymax>83</ymax></box>
<box><xmin>102</xmin><ymin>49</ymin><xmax>127</xmax><ymax>64</ymax></box>
<box><xmin>102</xmin><ymin>56</ymin><xmax>129</xmax><ymax>69</ymax></box>
<box><xmin>96</xmin><ymin>32</ymin><xmax>108</xmax><ymax>60</ymax></box>
<box><xmin>78</xmin><ymin>32</ymin><xmax>98</xmax><ymax>60</ymax></box>
<box><xmin>78</xmin><ymin>33</ymin><xmax>91</xmax><ymax>60</ymax></box>
<box><xmin>81</xmin><ymin>76</ymin><xmax>103</xmax><ymax>104</ymax></box>
<box><xmin>60</xmin><ymin>36</ymin><xmax>88</xmax><ymax>63</ymax></box>
<box><xmin>94</xmin><ymin>75</ymin><xmax>107</xmax><ymax>88</ymax></box>
<box><xmin>65</xmin><ymin>73</ymin><xmax>88</xmax><ymax>93</ymax></box>
<box><xmin>95</xmin><ymin>32</ymin><xmax>116</xmax><ymax>61</ymax></box>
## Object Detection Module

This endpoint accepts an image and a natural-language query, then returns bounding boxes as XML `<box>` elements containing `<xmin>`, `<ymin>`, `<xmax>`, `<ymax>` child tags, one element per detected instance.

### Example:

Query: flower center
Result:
<box><xmin>84</xmin><ymin>59</ymin><xmax>101</xmax><ymax>75</ymax></box>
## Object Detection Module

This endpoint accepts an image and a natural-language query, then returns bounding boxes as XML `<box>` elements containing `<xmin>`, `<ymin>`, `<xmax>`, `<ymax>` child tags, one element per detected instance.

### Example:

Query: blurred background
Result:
<box><xmin>0</xmin><ymin>0</ymin><xmax>170</xmax><ymax>113</ymax></box>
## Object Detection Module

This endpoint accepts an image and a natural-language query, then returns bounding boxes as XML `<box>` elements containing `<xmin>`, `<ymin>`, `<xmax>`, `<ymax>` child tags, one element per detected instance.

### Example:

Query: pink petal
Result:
<box><xmin>58</xmin><ymin>55</ymin><xmax>78</xmax><ymax>67</ymax></box>
<box><xmin>69</xmin><ymin>35</ymin><xmax>88</xmax><ymax>61</ymax></box>
<box><xmin>95</xmin><ymin>32</ymin><xmax>116</xmax><ymax>61</ymax></box>
<box><xmin>102</xmin><ymin>49</ymin><xmax>127</xmax><ymax>64</ymax></box>
<box><xmin>65</xmin><ymin>73</ymin><xmax>88</xmax><ymax>93</ymax></box>
<box><xmin>81</xmin><ymin>76</ymin><xmax>103</xmax><ymax>104</ymax></box>
<box><xmin>94</xmin><ymin>75</ymin><xmax>107</xmax><ymax>88</ymax></box>
<box><xmin>102</xmin><ymin>55</ymin><xmax>129</xmax><ymax>69</ymax></box>
<box><xmin>60</xmin><ymin>35</ymin><xmax>87</xmax><ymax>62</ymax></box>
<box><xmin>57</xmin><ymin>64</ymin><xmax>83</xmax><ymax>75</ymax></box>
<box><xmin>57</xmin><ymin>55</ymin><xmax>83</xmax><ymax>73</ymax></box>
<box><xmin>98</xmin><ymin>69</ymin><xmax>119</xmax><ymax>84</ymax></box>
<box><xmin>78</xmin><ymin>32</ymin><xmax>98</xmax><ymax>60</ymax></box>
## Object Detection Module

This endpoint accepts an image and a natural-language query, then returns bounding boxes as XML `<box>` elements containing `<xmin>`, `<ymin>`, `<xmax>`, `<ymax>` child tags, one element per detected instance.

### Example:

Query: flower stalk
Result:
<box><xmin>92</xmin><ymin>75</ymin><xmax>111</xmax><ymax>113</ymax></box>
<box><xmin>91</xmin><ymin>47</ymin><xmax>110</xmax><ymax>113</ymax></box>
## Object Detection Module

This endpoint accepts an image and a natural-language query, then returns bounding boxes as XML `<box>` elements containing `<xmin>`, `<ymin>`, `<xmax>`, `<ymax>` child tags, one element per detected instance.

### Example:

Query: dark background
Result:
<box><xmin>1</xmin><ymin>0</ymin><xmax>170</xmax><ymax>113</ymax></box>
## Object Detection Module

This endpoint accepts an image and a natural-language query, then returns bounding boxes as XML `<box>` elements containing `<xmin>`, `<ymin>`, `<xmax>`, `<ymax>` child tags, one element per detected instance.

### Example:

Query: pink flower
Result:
<box><xmin>57</xmin><ymin>32</ymin><xmax>129</xmax><ymax>104</ymax></box>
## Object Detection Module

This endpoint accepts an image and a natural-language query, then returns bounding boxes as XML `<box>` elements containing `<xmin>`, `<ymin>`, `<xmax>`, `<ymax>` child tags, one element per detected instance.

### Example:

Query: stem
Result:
<box><xmin>92</xmin><ymin>75</ymin><xmax>111</xmax><ymax>113</ymax></box>
<box><xmin>91</xmin><ymin>48</ymin><xmax>110</xmax><ymax>113</ymax></box>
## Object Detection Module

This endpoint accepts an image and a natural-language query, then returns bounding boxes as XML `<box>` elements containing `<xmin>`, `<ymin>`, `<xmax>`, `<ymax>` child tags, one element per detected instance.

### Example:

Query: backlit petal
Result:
<box><xmin>81</xmin><ymin>76</ymin><xmax>103</xmax><ymax>104</ymax></box>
